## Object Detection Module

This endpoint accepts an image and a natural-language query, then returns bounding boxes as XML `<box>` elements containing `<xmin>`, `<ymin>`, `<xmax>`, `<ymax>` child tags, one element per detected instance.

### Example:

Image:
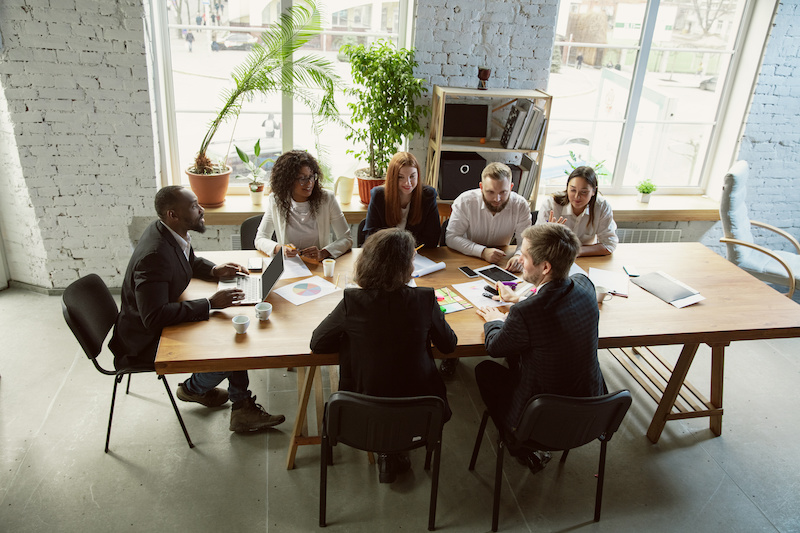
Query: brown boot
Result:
<box><xmin>229</xmin><ymin>396</ymin><xmax>285</xmax><ymax>433</ymax></box>
<box><xmin>177</xmin><ymin>382</ymin><xmax>228</xmax><ymax>407</ymax></box>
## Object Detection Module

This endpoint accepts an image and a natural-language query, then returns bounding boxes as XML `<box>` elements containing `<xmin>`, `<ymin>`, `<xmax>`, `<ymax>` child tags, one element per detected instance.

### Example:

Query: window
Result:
<box><xmin>544</xmin><ymin>0</ymin><xmax>750</xmax><ymax>194</ymax></box>
<box><xmin>152</xmin><ymin>0</ymin><xmax>410</xmax><ymax>191</ymax></box>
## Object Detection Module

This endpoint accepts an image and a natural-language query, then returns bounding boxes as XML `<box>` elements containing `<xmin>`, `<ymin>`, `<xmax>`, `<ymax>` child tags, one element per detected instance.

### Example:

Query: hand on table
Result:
<box><xmin>211</xmin><ymin>262</ymin><xmax>248</xmax><ymax>279</ymax></box>
<box><xmin>547</xmin><ymin>210</ymin><xmax>567</xmax><ymax>225</ymax></box>
<box><xmin>476</xmin><ymin>306</ymin><xmax>507</xmax><ymax>323</ymax></box>
<box><xmin>481</xmin><ymin>247</ymin><xmax>506</xmax><ymax>264</ymax></box>
<box><xmin>209</xmin><ymin>288</ymin><xmax>245</xmax><ymax>309</ymax></box>
<box><xmin>505</xmin><ymin>255</ymin><xmax>523</xmax><ymax>272</ymax></box>
<box><xmin>299</xmin><ymin>246</ymin><xmax>331</xmax><ymax>262</ymax></box>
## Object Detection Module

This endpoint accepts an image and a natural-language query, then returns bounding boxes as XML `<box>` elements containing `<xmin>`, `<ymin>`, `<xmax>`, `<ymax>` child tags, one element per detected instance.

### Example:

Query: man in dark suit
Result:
<box><xmin>474</xmin><ymin>223</ymin><xmax>606</xmax><ymax>473</ymax></box>
<box><xmin>109</xmin><ymin>186</ymin><xmax>285</xmax><ymax>433</ymax></box>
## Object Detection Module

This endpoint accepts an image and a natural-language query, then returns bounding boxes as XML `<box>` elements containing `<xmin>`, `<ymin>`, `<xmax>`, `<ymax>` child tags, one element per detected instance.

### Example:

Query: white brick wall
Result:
<box><xmin>0</xmin><ymin>0</ymin><xmax>156</xmax><ymax>289</ymax></box>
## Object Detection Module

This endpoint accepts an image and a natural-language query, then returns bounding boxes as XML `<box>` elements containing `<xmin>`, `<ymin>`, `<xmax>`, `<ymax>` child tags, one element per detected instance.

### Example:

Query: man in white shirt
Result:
<box><xmin>441</xmin><ymin>162</ymin><xmax>532</xmax><ymax>376</ymax></box>
<box><xmin>445</xmin><ymin>162</ymin><xmax>532</xmax><ymax>273</ymax></box>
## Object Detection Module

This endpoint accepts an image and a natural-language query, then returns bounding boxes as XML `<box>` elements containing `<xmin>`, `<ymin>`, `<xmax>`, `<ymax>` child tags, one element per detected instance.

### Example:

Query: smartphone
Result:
<box><xmin>483</xmin><ymin>284</ymin><xmax>499</xmax><ymax>296</ymax></box>
<box><xmin>459</xmin><ymin>265</ymin><xmax>479</xmax><ymax>278</ymax></box>
<box><xmin>248</xmin><ymin>257</ymin><xmax>263</xmax><ymax>272</ymax></box>
<box><xmin>623</xmin><ymin>265</ymin><xmax>640</xmax><ymax>277</ymax></box>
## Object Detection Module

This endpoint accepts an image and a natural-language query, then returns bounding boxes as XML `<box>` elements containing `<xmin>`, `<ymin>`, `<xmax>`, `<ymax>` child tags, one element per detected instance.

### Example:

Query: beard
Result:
<box><xmin>483</xmin><ymin>196</ymin><xmax>510</xmax><ymax>214</ymax></box>
<box><xmin>189</xmin><ymin>217</ymin><xmax>206</xmax><ymax>234</ymax></box>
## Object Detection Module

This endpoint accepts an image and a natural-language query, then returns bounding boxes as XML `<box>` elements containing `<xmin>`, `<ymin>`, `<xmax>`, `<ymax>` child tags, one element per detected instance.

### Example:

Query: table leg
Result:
<box><xmin>646</xmin><ymin>343</ymin><xmax>699</xmax><ymax>443</ymax></box>
<box><xmin>296</xmin><ymin>367</ymin><xmax>309</xmax><ymax>437</ymax></box>
<box><xmin>286</xmin><ymin>365</ymin><xmax>317</xmax><ymax>470</ymax></box>
<box><xmin>710</xmin><ymin>344</ymin><xmax>725</xmax><ymax>436</ymax></box>
<box><xmin>314</xmin><ymin>366</ymin><xmax>324</xmax><ymax>436</ymax></box>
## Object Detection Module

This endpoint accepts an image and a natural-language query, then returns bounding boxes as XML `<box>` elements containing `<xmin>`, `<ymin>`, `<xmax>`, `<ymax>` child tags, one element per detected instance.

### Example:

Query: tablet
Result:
<box><xmin>474</xmin><ymin>264</ymin><xmax>521</xmax><ymax>284</ymax></box>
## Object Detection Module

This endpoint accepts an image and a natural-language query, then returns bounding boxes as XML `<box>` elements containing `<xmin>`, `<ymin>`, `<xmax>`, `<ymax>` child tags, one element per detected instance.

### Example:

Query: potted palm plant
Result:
<box><xmin>342</xmin><ymin>40</ymin><xmax>428</xmax><ymax>204</ymax></box>
<box><xmin>186</xmin><ymin>0</ymin><xmax>341</xmax><ymax>207</ymax></box>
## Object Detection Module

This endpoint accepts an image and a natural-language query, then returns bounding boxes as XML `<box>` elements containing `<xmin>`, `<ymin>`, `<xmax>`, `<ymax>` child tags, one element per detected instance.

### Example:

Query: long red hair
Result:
<box><xmin>384</xmin><ymin>152</ymin><xmax>422</xmax><ymax>227</ymax></box>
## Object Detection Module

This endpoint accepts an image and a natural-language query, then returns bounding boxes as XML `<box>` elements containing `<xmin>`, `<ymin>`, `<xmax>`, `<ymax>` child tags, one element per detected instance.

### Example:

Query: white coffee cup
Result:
<box><xmin>595</xmin><ymin>285</ymin><xmax>612</xmax><ymax>304</ymax></box>
<box><xmin>322</xmin><ymin>258</ymin><xmax>335</xmax><ymax>277</ymax></box>
<box><xmin>232</xmin><ymin>315</ymin><xmax>250</xmax><ymax>334</ymax></box>
<box><xmin>255</xmin><ymin>301</ymin><xmax>272</xmax><ymax>321</ymax></box>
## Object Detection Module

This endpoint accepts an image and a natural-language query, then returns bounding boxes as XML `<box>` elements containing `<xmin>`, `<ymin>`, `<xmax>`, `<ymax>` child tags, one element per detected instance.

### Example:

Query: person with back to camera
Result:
<box><xmin>474</xmin><ymin>223</ymin><xmax>607</xmax><ymax>474</ymax></box>
<box><xmin>310</xmin><ymin>228</ymin><xmax>457</xmax><ymax>484</ymax></box>
<box><xmin>364</xmin><ymin>151</ymin><xmax>441</xmax><ymax>249</ymax></box>
<box><xmin>254</xmin><ymin>150</ymin><xmax>353</xmax><ymax>260</ymax></box>
<box><xmin>110</xmin><ymin>186</ymin><xmax>285</xmax><ymax>433</ymax></box>
<box><xmin>536</xmin><ymin>165</ymin><xmax>618</xmax><ymax>256</ymax></box>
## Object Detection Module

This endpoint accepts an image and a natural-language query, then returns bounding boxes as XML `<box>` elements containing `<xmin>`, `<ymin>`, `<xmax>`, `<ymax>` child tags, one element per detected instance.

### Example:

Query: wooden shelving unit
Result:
<box><xmin>424</xmin><ymin>85</ymin><xmax>552</xmax><ymax>209</ymax></box>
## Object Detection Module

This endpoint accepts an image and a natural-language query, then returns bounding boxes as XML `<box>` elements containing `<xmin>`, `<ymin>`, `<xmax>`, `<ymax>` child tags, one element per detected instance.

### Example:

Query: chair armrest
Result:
<box><xmin>720</xmin><ymin>237</ymin><xmax>796</xmax><ymax>298</ymax></box>
<box><xmin>750</xmin><ymin>220</ymin><xmax>800</xmax><ymax>254</ymax></box>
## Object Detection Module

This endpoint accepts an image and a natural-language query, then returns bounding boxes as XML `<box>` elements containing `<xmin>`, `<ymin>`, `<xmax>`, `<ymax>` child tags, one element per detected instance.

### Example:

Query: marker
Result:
<box><xmin>501</xmin><ymin>281</ymin><xmax>518</xmax><ymax>287</ymax></box>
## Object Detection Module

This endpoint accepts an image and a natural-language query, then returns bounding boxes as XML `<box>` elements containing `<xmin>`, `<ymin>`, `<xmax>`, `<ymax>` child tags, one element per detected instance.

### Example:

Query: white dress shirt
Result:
<box><xmin>445</xmin><ymin>189</ymin><xmax>532</xmax><ymax>258</ymax></box>
<box><xmin>536</xmin><ymin>194</ymin><xmax>618</xmax><ymax>252</ymax></box>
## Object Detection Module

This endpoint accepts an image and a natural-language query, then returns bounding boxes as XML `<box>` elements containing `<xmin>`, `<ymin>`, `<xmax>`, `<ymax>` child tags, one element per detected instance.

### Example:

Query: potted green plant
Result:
<box><xmin>636</xmin><ymin>178</ymin><xmax>657</xmax><ymax>203</ymax></box>
<box><xmin>234</xmin><ymin>140</ymin><xmax>273</xmax><ymax>205</ymax></box>
<box><xmin>186</xmin><ymin>0</ymin><xmax>341</xmax><ymax>207</ymax></box>
<box><xmin>342</xmin><ymin>39</ymin><xmax>428</xmax><ymax>204</ymax></box>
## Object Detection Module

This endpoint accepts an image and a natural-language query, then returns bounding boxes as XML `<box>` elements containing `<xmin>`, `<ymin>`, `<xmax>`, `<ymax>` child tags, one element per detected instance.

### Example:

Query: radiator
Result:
<box><xmin>231</xmin><ymin>235</ymin><xmax>242</xmax><ymax>250</ymax></box>
<box><xmin>616</xmin><ymin>228</ymin><xmax>682</xmax><ymax>243</ymax></box>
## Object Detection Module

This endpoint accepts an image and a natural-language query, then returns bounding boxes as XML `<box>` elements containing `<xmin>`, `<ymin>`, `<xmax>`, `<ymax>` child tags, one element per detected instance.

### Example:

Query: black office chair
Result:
<box><xmin>320</xmin><ymin>391</ymin><xmax>446</xmax><ymax>531</ymax></box>
<box><xmin>531</xmin><ymin>210</ymin><xmax>538</xmax><ymax>224</ymax></box>
<box><xmin>61</xmin><ymin>274</ymin><xmax>193</xmax><ymax>453</ymax></box>
<box><xmin>240</xmin><ymin>214</ymin><xmax>263</xmax><ymax>251</ymax></box>
<box><xmin>439</xmin><ymin>219</ymin><xmax>449</xmax><ymax>247</ymax></box>
<box><xmin>469</xmin><ymin>390</ymin><xmax>632</xmax><ymax>532</ymax></box>
<box><xmin>356</xmin><ymin>218</ymin><xmax>367</xmax><ymax>247</ymax></box>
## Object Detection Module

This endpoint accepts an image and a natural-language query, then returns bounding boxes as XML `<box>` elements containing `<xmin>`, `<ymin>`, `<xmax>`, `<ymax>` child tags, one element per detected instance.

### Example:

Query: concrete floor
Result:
<box><xmin>1</xmin><ymin>286</ymin><xmax>799</xmax><ymax>533</ymax></box>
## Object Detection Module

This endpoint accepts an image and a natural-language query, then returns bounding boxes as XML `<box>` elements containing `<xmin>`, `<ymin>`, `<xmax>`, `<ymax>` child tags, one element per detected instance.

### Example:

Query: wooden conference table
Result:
<box><xmin>155</xmin><ymin>244</ymin><xmax>800</xmax><ymax>466</ymax></box>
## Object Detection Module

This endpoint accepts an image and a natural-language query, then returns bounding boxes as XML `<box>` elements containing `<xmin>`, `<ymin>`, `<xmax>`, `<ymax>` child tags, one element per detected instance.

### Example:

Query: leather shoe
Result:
<box><xmin>439</xmin><ymin>359</ymin><xmax>459</xmax><ymax>377</ymax></box>
<box><xmin>517</xmin><ymin>450</ymin><xmax>552</xmax><ymax>474</ymax></box>
<box><xmin>177</xmin><ymin>382</ymin><xmax>228</xmax><ymax>407</ymax></box>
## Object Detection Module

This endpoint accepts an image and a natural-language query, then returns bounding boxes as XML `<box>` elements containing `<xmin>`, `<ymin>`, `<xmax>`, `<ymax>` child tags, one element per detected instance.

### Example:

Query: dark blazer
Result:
<box><xmin>311</xmin><ymin>286</ymin><xmax>457</xmax><ymax>419</ymax></box>
<box><xmin>483</xmin><ymin>274</ymin><xmax>606</xmax><ymax>430</ymax></box>
<box><xmin>364</xmin><ymin>185</ymin><xmax>441</xmax><ymax>248</ymax></box>
<box><xmin>109</xmin><ymin>220</ymin><xmax>215</xmax><ymax>370</ymax></box>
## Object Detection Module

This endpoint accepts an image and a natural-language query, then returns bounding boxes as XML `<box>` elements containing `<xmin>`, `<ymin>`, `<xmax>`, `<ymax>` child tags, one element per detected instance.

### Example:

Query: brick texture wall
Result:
<box><xmin>0</xmin><ymin>0</ymin><xmax>156</xmax><ymax>290</ymax></box>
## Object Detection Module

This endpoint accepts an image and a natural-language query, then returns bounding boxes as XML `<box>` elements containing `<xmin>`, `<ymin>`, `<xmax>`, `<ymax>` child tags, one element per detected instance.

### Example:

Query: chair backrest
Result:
<box><xmin>61</xmin><ymin>273</ymin><xmax>119</xmax><ymax>361</ymax></box>
<box><xmin>240</xmin><ymin>215</ymin><xmax>263</xmax><ymax>251</ymax></box>
<box><xmin>356</xmin><ymin>218</ymin><xmax>367</xmax><ymax>247</ymax></box>
<box><xmin>511</xmin><ymin>390</ymin><xmax>632</xmax><ymax>452</ymax></box>
<box><xmin>719</xmin><ymin>160</ymin><xmax>755</xmax><ymax>264</ymax></box>
<box><xmin>325</xmin><ymin>391</ymin><xmax>445</xmax><ymax>454</ymax></box>
<box><xmin>440</xmin><ymin>218</ymin><xmax>449</xmax><ymax>247</ymax></box>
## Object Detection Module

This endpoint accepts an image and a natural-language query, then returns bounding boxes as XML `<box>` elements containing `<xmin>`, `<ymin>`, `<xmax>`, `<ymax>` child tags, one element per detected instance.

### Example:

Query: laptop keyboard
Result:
<box><xmin>236</xmin><ymin>275</ymin><xmax>261</xmax><ymax>304</ymax></box>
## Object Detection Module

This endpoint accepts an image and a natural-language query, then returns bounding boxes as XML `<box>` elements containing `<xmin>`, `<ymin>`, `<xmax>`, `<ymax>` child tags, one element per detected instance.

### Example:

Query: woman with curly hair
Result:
<box><xmin>255</xmin><ymin>150</ymin><xmax>352</xmax><ymax>260</ymax></box>
<box><xmin>311</xmin><ymin>228</ymin><xmax>456</xmax><ymax>483</ymax></box>
<box><xmin>364</xmin><ymin>151</ymin><xmax>441</xmax><ymax>248</ymax></box>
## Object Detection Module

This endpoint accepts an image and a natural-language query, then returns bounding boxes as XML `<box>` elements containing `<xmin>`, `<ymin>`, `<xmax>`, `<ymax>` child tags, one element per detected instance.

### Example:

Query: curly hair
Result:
<box><xmin>553</xmin><ymin>166</ymin><xmax>599</xmax><ymax>225</ymax></box>
<box><xmin>384</xmin><ymin>152</ymin><xmax>422</xmax><ymax>227</ymax></box>
<box><xmin>269</xmin><ymin>150</ymin><xmax>324</xmax><ymax>224</ymax></box>
<box><xmin>354</xmin><ymin>228</ymin><xmax>415</xmax><ymax>291</ymax></box>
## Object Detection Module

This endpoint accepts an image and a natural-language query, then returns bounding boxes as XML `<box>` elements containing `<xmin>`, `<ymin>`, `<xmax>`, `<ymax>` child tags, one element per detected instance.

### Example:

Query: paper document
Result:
<box><xmin>281</xmin><ymin>255</ymin><xmax>312</xmax><ymax>280</ymax></box>
<box><xmin>412</xmin><ymin>254</ymin><xmax>446</xmax><ymax>277</ymax></box>
<box><xmin>569</xmin><ymin>263</ymin><xmax>588</xmax><ymax>277</ymax></box>
<box><xmin>632</xmin><ymin>271</ymin><xmax>705</xmax><ymax>308</ymax></box>
<box><xmin>452</xmin><ymin>280</ymin><xmax>509</xmax><ymax>309</ymax></box>
<box><xmin>435</xmin><ymin>287</ymin><xmax>473</xmax><ymax>314</ymax></box>
<box><xmin>274</xmin><ymin>276</ymin><xmax>339</xmax><ymax>306</ymax></box>
<box><xmin>588</xmin><ymin>267</ymin><xmax>629</xmax><ymax>296</ymax></box>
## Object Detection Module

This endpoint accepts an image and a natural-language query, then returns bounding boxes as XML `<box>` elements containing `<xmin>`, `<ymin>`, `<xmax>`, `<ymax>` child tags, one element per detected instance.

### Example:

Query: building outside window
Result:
<box><xmin>544</xmin><ymin>0</ymin><xmax>749</xmax><ymax>195</ymax></box>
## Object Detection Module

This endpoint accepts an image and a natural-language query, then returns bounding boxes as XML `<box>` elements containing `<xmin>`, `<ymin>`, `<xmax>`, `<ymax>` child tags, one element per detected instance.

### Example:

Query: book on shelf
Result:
<box><xmin>516</xmin><ymin>104</ymin><xmax>544</xmax><ymax>149</ymax></box>
<box><xmin>502</xmin><ymin>102</ymin><xmax>528</xmax><ymax>149</ymax></box>
<box><xmin>512</xmin><ymin>100</ymin><xmax>536</xmax><ymax>148</ymax></box>
<box><xmin>517</xmin><ymin>153</ymin><xmax>539</xmax><ymax>201</ymax></box>
<box><xmin>533</xmin><ymin>118</ymin><xmax>548</xmax><ymax>150</ymax></box>
<box><xmin>499</xmin><ymin>105</ymin><xmax>520</xmax><ymax>148</ymax></box>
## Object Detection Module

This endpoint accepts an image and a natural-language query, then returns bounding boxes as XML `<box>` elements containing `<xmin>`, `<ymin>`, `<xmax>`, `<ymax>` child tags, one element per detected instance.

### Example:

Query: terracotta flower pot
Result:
<box><xmin>185</xmin><ymin>166</ymin><xmax>232</xmax><ymax>208</ymax></box>
<box><xmin>355</xmin><ymin>169</ymin><xmax>385</xmax><ymax>205</ymax></box>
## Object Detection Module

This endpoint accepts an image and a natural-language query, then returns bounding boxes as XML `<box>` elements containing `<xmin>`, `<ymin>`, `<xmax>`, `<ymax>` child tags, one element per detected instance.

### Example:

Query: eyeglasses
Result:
<box><xmin>296</xmin><ymin>174</ymin><xmax>319</xmax><ymax>185</ymax></box>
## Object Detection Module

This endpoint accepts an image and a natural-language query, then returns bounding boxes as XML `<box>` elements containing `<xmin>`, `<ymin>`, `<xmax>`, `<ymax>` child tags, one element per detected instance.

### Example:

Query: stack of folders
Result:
<box><xmin>516</xmin><ymin>153</ymin><xmax>539</xmax><ymax>201</ymax></box>
<box><xmin>500</xmin><ymin>99</ymin><xmax>547</xmax><ymax>150</ymax></box>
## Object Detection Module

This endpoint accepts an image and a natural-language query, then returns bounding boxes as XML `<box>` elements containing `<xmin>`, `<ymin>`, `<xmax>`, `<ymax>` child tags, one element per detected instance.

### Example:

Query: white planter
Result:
<box><xmin>637</xmin><ymin>192</ymin><xmax>651</xmax><ymax>203</ymax></box>
<box><xmin>250</xmin><ymin>189</ymin><xmax>264</xmax><ymax>205</ymax></box>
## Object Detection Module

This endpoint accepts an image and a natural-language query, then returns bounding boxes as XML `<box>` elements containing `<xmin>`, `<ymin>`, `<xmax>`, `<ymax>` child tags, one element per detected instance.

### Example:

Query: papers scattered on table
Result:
<box><xmin>632</xmin><ymin>271</ymin><xmax>705</xmax><ymax>308</ymax></box>
<box><xmin>452</xmin><ymin>280</ymin><xmax>508</xmax><ymax>308</ymax></box>
<box><xmin>274</xmin><ymin>276</ymin><xmax>339</xmax><ymax>306</ymax></box>
<box><xmin>435</xmin><ymin>287</ymin><xmax>473</xmax><ymax>314</ymax></box>
<box><xmin>588</xmin><ymin>267</ymin><xmax>629</xmax><ymax>297</ymax></box>
<box><xmin>569</xmin><ymin>262</ymin><xmax>588</xmax><ymax>277</ymax></box>
<box><xmin>412</xmin><ymin>254</ymin><xmax>446</xmax><ymax>277</ymax></box>
<box><xmin>281</xmin><ymin>255</ymin><xmax>312</xmax><ymax>280</ymax></box>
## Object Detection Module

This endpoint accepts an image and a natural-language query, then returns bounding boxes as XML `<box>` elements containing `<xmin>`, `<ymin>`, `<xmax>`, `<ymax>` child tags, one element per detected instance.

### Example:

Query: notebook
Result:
<box><xmin>217</xmin><ymin>252</ymin><xmax>284</xmax><ymax>305</ymax></box>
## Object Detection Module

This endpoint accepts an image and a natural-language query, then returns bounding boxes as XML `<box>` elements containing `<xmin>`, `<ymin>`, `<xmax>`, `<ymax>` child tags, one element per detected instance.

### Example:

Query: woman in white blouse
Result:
<box><xmin>254</xmin><ymin>151</ymin><xmax>352</xmax><ymax>260</ymax></box>
<box><xmin>536</xmin><ymin>166</ymin><xmax>618</xmax><ymax>256</ymax></box>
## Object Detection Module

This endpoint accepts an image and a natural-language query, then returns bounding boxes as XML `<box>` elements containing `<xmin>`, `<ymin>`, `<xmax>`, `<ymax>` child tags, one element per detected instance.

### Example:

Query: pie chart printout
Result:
<box><xmin>292</xmin><ymin>282</ymin><xmax>322</xmax><ymax>297</ymax></box>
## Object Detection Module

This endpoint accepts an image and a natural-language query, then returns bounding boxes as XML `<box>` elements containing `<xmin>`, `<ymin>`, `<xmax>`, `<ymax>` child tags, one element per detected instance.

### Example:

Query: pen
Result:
<box><xmin>235</xmin><ymin>272</ymin><xmax>248</xmax><ymax>277</ymax></box>
<box><xmin>415</xmin><ymin>244</ymin><xmax>424</xmax><ymax>252</ymax></box>
<box><xmin>501</xmin><ymin>281</ymin><xmax>518</xmax><ymax>286</ymax></box>
<box><xmin>609</xmin><ymin>291</ymin><xmax>628</xmax><ymax>298</ymax></box>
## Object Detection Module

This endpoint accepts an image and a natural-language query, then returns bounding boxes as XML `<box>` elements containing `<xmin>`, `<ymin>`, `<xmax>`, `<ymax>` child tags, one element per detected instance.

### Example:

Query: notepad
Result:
<box><xmin>632</xmin><ymin>271</ymin><xmax>705</xmax><ymax>308</ymax></box>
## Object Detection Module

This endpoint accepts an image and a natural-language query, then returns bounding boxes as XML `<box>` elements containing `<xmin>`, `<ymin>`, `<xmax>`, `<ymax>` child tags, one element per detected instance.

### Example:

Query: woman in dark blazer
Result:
<box><xmin>363</xmin><ymin>152</ymin><xmax>441</xmax><ymax>248</ymax></box>
<box><xmin>311</xmin><ymin>228</ymin><xmax>457</xmax><ymax>483</ymax></box>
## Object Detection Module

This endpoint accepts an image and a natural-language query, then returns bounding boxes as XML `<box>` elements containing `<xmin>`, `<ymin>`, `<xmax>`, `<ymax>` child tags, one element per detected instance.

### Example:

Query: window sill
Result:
<box><xmin>202</xmin><ymin>192</ymin><xmax>369</xmax><ymax>226</ymax></box>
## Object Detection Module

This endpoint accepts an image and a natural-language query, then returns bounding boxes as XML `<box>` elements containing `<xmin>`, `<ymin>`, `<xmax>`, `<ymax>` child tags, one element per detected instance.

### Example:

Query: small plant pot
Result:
<box><xmin>355</xmin><ymin>169</ymin><xmax>385</xmax><ymax>205</ymax></box>
<box><xmin>250</xmin><ymin>185</ymin><xmax>265</xmax><ymax>205</ymax></box>
<box><xmin>186</xmin><ymin>166</ymin><xmax>232</xmax><ymax>208</ymax></box>
<box><xmin>637</xmin><ymin>192</ymin><xmax>651</xmax><ymax>203</ymax></box>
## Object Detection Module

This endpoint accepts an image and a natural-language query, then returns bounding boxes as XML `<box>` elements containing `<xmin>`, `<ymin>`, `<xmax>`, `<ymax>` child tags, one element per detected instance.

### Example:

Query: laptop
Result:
<box><xmin>217</xmin><ymin>252</ymin><xmax>284</xmax><ymax>305</ymax></box>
